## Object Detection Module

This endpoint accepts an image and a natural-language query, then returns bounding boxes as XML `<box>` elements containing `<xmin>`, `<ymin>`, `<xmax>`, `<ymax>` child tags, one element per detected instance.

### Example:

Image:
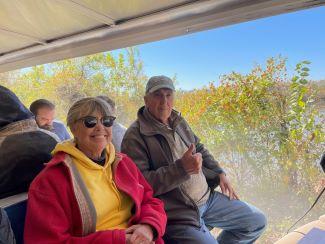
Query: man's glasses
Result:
<box><xmin>79</xmin><ymin>116</ymin><xmax>116</xmax><ymax>128</ymax></box>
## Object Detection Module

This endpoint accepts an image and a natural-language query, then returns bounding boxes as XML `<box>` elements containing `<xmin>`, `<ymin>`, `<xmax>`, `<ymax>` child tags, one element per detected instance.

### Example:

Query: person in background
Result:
<box><xmin>0</xmin><ymin>86</ymin><xmax>58</xmax><ymax>199</ymax></box>
<box><xmin>29</xmin><ymin>99</ymin><xmax>70</xmax><ymax>141</ymax></box>
<box><xmin>24</xmin><ymin>97</ymin><xmax>166</xmax><ymax>243</ymax></box>
<box><xmin>97</xmin><ymin>96</ymin><xmax>127</xmax><ymax>152</ymax></box>
<box><xmin>122</xmin><ymin>75</ymin><xmax>267</xmax><ymax>244</ymax></box>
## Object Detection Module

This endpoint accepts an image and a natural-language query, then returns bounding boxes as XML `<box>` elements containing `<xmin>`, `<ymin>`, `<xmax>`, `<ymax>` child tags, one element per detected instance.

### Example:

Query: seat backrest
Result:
<box><xmin>0</xmin><ymin>207</ymin><xmax>15</xmax><ymax>244</ymax></box>
<box><xmin>0</xmin><ymin>193</ymin><xmax>28</xmax><ymax>244</ymax></box>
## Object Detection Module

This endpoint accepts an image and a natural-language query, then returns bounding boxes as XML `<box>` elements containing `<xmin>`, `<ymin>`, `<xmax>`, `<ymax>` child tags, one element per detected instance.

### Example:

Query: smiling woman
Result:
<box><xmin>67</xmin><ymin>98</ymin><xmax>115</xmax><ymax>161</ymax></box>
<box><xmin>24</xmin><ymin>97</ymin><xmax>167</xmax><ymax>244</ymax></box>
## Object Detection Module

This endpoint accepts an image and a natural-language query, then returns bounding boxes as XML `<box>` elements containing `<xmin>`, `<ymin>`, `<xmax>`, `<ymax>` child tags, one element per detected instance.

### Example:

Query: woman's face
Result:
<box><xmin>72</xmin><ymin>110</ymin><xmax>113</xmax><ymax>156</ymax></box>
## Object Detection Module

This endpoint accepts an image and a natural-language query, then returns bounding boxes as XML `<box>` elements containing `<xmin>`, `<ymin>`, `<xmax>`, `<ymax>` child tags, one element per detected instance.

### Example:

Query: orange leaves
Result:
<box><xmin>176</xmin><ymin>89</ymin><xmax>211</xmax><ymax>125</ymax></box>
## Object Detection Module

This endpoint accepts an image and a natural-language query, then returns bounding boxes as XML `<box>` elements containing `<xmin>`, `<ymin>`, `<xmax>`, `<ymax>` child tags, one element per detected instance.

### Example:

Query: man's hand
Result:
<box><xmin>219</xmin><ymin>173</ymin><xmax>239</xmax><ymax>200</ymax></box>
<box><xmin>180</xmin><ymin>144</ymin><xmax>202</xmax><ymax>175</ymax></box>
<box><xmin>126</xmin><ymin>224</ymin><xmax>154</xmax><ymax>244</ymax></box>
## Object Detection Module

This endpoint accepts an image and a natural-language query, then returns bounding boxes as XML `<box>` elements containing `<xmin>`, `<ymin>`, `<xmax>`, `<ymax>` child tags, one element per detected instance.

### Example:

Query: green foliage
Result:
<box><xmin>176</xmin><ymin>57</ymin><xmax>324</xmax><ymax>242</ymax></box>
<box><xmin>1</xmin><ymin>47</ymin><xmax>146</xmax><ymax>126</ymax></box>
<box><xmin>178</xmin><ymin>57</ymin><xmax>324</xmax><ymax>189</ymax></box>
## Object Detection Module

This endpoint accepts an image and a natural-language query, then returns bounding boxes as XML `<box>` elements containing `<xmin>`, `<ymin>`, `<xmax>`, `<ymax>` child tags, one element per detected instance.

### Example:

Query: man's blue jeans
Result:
<box><xmin>164</xmin><ymin>191</ymin><xmax>267</xmax><ymax>244</ymax></box>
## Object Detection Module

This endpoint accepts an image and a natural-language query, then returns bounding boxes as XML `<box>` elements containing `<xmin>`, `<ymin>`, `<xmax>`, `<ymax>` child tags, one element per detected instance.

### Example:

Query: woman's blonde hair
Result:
<box><xmin>67</xmin><ymin>97</ymin><xmax>113</xmax><ymax>129</ymax></box>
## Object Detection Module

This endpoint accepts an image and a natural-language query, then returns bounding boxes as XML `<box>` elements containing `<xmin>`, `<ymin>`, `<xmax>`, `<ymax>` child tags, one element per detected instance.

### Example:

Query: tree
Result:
<box><xmin>2</xmin><ymin>47</ymin><xmax>146</xmax><ymax>126</ymax></box>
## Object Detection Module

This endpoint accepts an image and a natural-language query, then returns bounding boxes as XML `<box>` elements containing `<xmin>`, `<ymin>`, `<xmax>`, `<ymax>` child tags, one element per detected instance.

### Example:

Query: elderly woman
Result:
<box><xmin>24</xmin><ymin>97</ymin><xmax>166</xmax><ymax>244</ymax></box>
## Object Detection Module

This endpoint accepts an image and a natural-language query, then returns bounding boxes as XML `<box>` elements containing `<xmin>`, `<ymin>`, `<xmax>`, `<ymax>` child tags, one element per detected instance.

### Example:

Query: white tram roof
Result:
<box><xmin>0</xmin><ymin>0</ymin><xmax>324</xmax><ymax>73</ymax></box>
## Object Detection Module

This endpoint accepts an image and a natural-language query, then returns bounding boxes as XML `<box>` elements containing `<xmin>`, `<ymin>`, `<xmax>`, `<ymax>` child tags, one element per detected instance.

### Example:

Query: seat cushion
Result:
<box><xmin>1</xmin><ymin>193</ymin><xmax>27</xmax><ymax>244</ymax></box>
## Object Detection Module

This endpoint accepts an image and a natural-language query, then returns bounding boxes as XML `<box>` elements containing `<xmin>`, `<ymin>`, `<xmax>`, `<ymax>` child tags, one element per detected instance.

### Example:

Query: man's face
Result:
<box><xmin>144</xmin><ymin>88</ymin><xmax>174</xmax><ymax>124</ymax></box>
<box><xmin>35</xmin><ymin>107</ymin><xmax>55</xmax><ymax>131</ymax></box>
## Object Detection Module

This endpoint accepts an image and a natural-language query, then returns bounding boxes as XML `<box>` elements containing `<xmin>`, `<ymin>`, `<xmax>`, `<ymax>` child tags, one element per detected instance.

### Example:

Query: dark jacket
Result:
<box><xmin>0</xmin><ymin>85</ymin><xmax>58</xmax><ymax>199</ymax></box>
<box><xmin>121</xmin><ymin>106</ymin><xmax>224</xmax><ymax>227</ymax></box>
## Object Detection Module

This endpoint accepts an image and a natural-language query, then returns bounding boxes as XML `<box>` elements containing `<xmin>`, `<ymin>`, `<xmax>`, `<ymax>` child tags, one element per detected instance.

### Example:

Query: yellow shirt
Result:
<box><xmin>53</xmin><ymin>141</ymin><xmax>133</xmax><ymax>230</ymax></box>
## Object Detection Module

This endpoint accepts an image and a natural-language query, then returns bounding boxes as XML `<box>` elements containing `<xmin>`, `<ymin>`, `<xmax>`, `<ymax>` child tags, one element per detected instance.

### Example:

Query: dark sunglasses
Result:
<box><xmin>79</xmin><ymin>116</ymin><xmax>116</xmax><ymax>128</ymax></box>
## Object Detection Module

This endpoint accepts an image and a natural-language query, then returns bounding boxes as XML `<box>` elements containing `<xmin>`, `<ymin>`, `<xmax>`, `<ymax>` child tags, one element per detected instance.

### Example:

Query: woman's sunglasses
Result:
<box><xmin>79</xmin><ymin>116</ymin><xmax>116</xmax><ymax>128</ymax></box>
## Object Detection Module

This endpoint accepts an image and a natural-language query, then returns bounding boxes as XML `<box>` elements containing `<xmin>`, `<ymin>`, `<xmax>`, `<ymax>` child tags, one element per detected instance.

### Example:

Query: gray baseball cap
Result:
<box><xmin>145</xmin><ymin>75</ymin><xmax>175</xmax><ymax>94</ymax></box>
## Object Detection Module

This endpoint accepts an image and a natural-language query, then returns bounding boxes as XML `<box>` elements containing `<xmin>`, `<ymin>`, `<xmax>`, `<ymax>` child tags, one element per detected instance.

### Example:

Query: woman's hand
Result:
<box><xmin>126</xmin><ymin>224</ymin><xmax>154</xmax><ymax>244</ymax></box>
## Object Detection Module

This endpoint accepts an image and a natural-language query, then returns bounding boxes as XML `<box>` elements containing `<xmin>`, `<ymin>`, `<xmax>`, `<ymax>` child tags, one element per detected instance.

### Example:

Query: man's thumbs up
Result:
<box><xmin>184</xmin><ymin>143</ymin><xmax>195</xmax><ymax>156</ymax></box>
<box><xmin>180</xmin><ymin>144</ymin><xmax>202</xmax><ymax>175</ymax></box>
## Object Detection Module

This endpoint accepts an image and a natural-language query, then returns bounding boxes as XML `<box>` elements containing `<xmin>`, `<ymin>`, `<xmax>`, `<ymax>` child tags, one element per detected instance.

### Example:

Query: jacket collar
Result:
<box><xmin>0</xmin><ymin>118</ymin><xmax>38</xmax><ymax>137</ymax></box>
<box><xmin>0</xmin><ymin>118</ymin><xmax>60</xmax><ymax>142</ymax></box>
<box><xmin>137</xmin><ymin>106</ymin><xmax>183</xmax><ymax>136</ymax></box>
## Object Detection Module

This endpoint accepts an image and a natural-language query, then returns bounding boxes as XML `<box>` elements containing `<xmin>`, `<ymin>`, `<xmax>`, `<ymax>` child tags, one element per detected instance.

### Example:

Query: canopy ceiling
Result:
<box><xmin>0</xmin><ymin>0</ymin><xmax>324</xmax><ymax>73</ymax></box>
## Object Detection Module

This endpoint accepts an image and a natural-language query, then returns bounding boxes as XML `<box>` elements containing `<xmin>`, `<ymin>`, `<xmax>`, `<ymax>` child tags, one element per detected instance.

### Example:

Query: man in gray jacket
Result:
<box><xmin>122</xmin><ymin>75</ymin><xmax>266</xmax><ymax>243</ymax></box>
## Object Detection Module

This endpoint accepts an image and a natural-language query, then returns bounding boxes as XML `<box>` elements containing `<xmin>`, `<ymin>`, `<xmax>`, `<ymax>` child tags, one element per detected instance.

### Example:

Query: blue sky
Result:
<box><xmin>122</xmin><ymin>6</ymin><xmax>325</xmax><ymax>90</ymax></box>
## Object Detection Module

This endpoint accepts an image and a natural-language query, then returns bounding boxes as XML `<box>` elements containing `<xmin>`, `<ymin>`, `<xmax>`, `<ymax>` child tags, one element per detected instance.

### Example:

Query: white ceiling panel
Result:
<box><xmin>0</xmin><ymin>0</ymin><xmax>101</xmax><ymax>41</ymax></box>
<box><xmin>0</xmin><ymin>31</ymin><xmax>32</xmax><ymax>54</ymax></box>
<box><xmin>75</xmin><ymin>0</ymin><xmax>195</xmax><ymax>20</ymax></box>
